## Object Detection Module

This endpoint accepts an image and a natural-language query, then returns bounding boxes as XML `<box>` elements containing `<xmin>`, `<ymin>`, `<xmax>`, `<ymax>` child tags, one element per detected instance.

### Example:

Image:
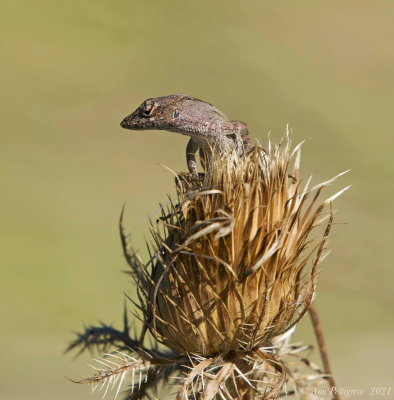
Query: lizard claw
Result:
<box><xmin>175</xmin><ymin>172</ymin><xmax>205</xmax><ymax>192</ymax></box>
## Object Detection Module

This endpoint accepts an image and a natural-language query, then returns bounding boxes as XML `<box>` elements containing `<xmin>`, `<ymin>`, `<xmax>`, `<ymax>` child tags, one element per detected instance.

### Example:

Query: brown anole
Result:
<box><xmin>120</xmin><ymin>94</ymin><xmax>251</xmax><ymax>176</ymax></box>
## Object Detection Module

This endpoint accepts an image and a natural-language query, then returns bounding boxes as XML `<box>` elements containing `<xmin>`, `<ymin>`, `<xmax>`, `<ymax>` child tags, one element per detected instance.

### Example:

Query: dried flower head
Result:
<box><xmin>68</xmin><ymin>133</ymin><xmax>348</xmax><ymax>400</ymax></box>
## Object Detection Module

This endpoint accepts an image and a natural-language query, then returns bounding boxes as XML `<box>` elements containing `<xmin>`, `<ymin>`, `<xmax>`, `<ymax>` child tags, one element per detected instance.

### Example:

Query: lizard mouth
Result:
<box><xmin>120</xmin><ymin>113</ymin><xmax>143</xmax><ymax>130</ymax></box>
<box><xmin>120</xmin><ymin>117</ymin><xmax>131</xmax><ymax>129</ymax></box>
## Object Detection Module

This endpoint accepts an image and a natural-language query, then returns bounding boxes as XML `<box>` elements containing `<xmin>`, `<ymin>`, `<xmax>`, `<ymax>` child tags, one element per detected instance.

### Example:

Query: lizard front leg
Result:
<box><xmin>186</xmin><ymin>137</ymin><xmax>199</xmax><ymax>176</ymax></box>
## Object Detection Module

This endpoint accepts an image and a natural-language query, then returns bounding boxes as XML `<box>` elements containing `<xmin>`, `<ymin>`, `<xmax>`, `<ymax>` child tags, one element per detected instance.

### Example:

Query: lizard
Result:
<box><xmin>120</xmin><ymin>94</ymin><xmax>251</xmax><ymax>176</ymax></box>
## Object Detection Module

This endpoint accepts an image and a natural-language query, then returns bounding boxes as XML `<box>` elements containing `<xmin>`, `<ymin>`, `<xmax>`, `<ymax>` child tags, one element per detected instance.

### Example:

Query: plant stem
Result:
<box><xmin>309</xmin><ymin>304</ymin><xmax>341</xmax><ymax>400</ymax></box>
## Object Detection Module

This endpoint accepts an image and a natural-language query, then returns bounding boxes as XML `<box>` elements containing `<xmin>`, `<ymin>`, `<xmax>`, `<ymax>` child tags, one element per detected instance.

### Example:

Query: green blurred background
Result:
<box><xmin>1</xmin><ymin>1</ymin><xmax>393</xmax><ymax>399</ymax></box>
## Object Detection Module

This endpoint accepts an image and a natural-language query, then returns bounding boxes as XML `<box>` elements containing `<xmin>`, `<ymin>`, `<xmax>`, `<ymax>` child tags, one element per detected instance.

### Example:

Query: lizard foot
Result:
<box><xmin>175</xmin><ymin>172</ymin><xmax>205</xmax><ymax>193</ymax></box>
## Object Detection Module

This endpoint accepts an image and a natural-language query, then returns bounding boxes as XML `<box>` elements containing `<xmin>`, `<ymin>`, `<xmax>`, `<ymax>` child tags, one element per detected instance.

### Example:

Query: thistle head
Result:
<box><xmin>70</xmin><ymin>133</ymin><xmax>348</xmax><ymax>400</ymax></box>
<box><xmin>138</xmin><ymin>135</ymin><xmax>347</xmax><ymax>357</ymax></box>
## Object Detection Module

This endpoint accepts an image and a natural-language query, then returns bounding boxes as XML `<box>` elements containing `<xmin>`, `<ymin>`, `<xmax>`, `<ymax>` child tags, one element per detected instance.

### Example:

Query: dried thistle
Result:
<box><xmin>68</xmin><ymin>133</ymin><xmax>348</xmax><ymax>400</ymax></box>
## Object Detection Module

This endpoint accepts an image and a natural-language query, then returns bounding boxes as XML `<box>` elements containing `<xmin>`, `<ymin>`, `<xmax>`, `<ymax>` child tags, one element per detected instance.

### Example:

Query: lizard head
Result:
<box><xmin>120</xmin><ymin>95</ymin><xmax>228</xmax><ymax>137</ymax></box>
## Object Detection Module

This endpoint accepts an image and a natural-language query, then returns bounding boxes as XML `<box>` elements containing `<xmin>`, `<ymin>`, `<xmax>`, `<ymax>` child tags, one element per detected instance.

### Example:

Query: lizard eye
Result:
<box><xmin>173</xmin><ymin>109</ymin><xmax>180</xmax><ymax>119</ymax></box>
<box><xmin>141</xmin><ymin>101</ymin><xmax>155</xmax><ymax>117</ymax></box>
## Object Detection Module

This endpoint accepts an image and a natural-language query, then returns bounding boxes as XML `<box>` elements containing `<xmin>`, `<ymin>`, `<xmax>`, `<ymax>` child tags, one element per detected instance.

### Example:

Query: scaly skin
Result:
<box><xmin>120</xmin><ymin>94</ymin><xmax>251</xmax><ymax>175</ymax></box>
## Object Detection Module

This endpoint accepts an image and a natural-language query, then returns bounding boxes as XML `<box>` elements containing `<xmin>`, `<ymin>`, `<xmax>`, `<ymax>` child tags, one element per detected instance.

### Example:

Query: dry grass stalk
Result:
<box><xmin>68</xmin><ymin>133</ymin><xmax>348</xmax><ymax>400</ymax></box>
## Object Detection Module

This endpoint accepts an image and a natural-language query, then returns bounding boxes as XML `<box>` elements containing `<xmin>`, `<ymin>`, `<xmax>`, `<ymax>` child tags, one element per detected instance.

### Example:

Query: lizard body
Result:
<box><xmin>120</xmin><ymin>95</ymin><xmax>251</xmax><ymax>175</ymax></box>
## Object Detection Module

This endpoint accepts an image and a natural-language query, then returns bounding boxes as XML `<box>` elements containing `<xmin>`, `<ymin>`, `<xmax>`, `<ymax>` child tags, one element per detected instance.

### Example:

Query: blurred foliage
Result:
<box><xmin>1</xmin><ymin>1</ymin><xmax>393</xmax><ymax>399</ymax></box>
